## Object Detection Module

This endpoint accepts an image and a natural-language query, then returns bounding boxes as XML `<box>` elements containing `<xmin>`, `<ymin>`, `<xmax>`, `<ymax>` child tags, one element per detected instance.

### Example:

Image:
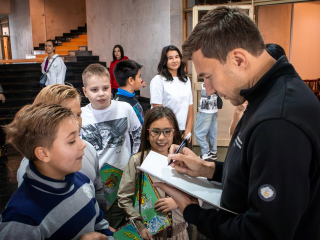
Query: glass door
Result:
<box><xmin>191</xmin><ymin>5</ymin><xmax>254</xmax><ymax>148</ymax></box>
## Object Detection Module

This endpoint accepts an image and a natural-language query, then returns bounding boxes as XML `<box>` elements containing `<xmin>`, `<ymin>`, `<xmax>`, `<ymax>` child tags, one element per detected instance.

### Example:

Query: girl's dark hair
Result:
<box><xmin>112</xmin><ymin>45</ymin><xmax>124</xmax><ymax>62</ymax></box>
<box><xmin>266</xmin><ymin>43</ymin><xmax>286</xmax><ymax>60</ymax></box>
<box><xmin>157</xmin><ymin>45</ymin><xmax>187</xmax><ymax>83</ymax></box>
<box><xmin>138</xmin><ymin>106</ymin><xmax>182</xmax><ymax>211</ymax></box>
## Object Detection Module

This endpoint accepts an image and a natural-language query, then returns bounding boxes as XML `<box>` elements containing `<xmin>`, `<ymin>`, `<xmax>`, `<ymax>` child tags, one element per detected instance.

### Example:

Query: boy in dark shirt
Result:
<box><xmin>113</xmin><ymin>60</ymin><xmax>144</xmax><ymax>125</ymax></box>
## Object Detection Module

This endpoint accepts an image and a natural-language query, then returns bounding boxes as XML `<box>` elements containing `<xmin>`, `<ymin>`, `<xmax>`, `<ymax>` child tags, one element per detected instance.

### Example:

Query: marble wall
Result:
<box><xmin>8</xmin><ymin>0</ymin><xmax>33</xmax><ymax>59</ymax></box>
<box><xmin>86</xmin><ymin>0</ymin><xmax>182</xmax><ymax>97</ymax></box>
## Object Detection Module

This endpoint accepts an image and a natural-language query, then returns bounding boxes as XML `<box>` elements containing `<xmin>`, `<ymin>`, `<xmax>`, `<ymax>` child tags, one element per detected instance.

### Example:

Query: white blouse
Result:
<box><xmin>41</xmin><ymin>54</ymin><xmax>67</xmax><ymax>86</ymax></box>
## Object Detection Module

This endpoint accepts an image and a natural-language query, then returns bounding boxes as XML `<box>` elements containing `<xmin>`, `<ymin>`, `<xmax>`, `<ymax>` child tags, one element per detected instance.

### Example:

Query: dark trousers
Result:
<box><xmin>106</xmin><ymin>199</ymin><xmax>126</xmax><ymax>229</ymax></box>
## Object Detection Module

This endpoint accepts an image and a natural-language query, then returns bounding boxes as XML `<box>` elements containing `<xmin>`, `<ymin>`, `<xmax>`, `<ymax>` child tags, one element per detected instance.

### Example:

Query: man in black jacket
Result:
<box><xmin>154</xmin><ymin>6</ymin><xmax>320</xmax><ymax>240</ymax></box>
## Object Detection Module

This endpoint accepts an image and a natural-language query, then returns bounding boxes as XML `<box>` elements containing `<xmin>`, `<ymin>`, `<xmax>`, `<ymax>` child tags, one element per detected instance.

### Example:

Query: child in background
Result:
<box><xmin>16</xmin><ymin>84</ymin><xmax>107</xmax><ymax>214</ymax></box>
<box><xmin>118</xmin><ymin>106</ymin><xmax>189</xmax><ymax>240</ymax></box>
<box><xmin>195</xmin><ymin>83</ymin><xmax>222</xmax><ymax>160</ymax></box>
<box><xmin>0</xmin><ymin>104</ymin><xmax>113</xmax><ymax>239</ymax></box>
<box><xmin>81</xmin><ymin>63</ymin><xmax>142</xmax><ymax>229</ymax></box>
<box><xmin>113</xmin><ymin>59</ymin><xmax>145</xmax><ymax>125</ymax></box>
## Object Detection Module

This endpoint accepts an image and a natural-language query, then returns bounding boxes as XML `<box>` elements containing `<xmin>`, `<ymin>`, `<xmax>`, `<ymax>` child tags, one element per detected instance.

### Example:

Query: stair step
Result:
<box><xmin>0</xmin><ymin>97</ymin><xmax>35</xmax><ymax>106</ymax></box>
<box><xmin>71</xmin><ymin>38</ymin><xmax>87</xmax><ymax>42</ymax></box>
<box><xmin>63</xmin><ymin>56</ymin><xmax>77</xmax><ymax>62</ymax></box>
<box><xmin>69</xmin><ymin>51</ymin><xmax>92</xmax><ymax>56</ymax></box>
<box><xmin>76</xmin><ymin>56</ymin><xmax>99</xmax><ymax>62</ymax></box>
<box><xmin>56</xmin><ymin>46</ymin><xmax>79</xmax><ymax>50</ymax></box>
<box><xmin>79</xmin><ymin>34</ymin><xmax>87</xmax><ymax>39</ymax></box>
<box><xmin>63</xmin><ymin>41</ymin><xmax>87</xmax><ymax>46</ymax></box>
<box><xmin>55</xmin><ymin>50</ymin><xmax>70</xmax><ymax>55</ymax></box>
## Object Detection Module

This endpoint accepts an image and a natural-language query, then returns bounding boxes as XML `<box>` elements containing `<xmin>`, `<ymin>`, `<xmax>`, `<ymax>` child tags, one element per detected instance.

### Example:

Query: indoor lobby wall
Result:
<box><xmin>86</xmin><ymin>0</ymin><xmax>182</xmax><ymax>98</ymax></box>
<box><xmin>44</xmin><ymin>0</ymin><xmax>86</xmax><ymax>41</ymax></box>
<box><xmin>290</xmin><ymin>2</ymin><xmax>320</xmax><ymax>80</ymax></box>
<box><xmin>29</xmin><ymin>0</ymin><xmax>86</xmax><ymax>47</ymax></box>
<box><xmin>258</xmin><ymin>4</ymin><xmax>292</xmax><ymax>58</ymax></box>
<box><xmin>8</xmin><ymin>0</ymin><xmax>33</xmax><ymax>59</ymax></box>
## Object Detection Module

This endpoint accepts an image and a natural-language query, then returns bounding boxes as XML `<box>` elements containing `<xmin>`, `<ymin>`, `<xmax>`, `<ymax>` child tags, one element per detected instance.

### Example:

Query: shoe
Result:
<box><xmin>201</xmin><ymin>151</ymin><xmax>217</xmax><ymax>161</ymax></box>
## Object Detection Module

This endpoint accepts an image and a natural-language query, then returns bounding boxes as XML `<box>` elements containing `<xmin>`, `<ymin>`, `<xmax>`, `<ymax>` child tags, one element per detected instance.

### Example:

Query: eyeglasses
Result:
<box><xmin>147</xmin><ymin>128</ymin><xmax>175</xmax><ymax>137</ymax></box>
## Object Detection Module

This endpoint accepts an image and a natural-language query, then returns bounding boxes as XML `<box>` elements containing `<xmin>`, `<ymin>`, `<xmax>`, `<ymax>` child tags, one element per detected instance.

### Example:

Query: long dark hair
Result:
<box><xmin>138</xmin><ymin>106</ymin><xmax>181</xmax><ymax>211</ymax></box>
<box><xmin>266</xmin><ymin>43</ymin><xmax>286</xmax><ymax>60</ymax></box>
<box><xmin>112</xmin><ymin>44</ymin><xmax>124</xmax><ymax>62</ymax></box>
<box><xmin>157</xmin><ymin>45</ymin><xmax>187</xmax><ymax>83</ymax></box>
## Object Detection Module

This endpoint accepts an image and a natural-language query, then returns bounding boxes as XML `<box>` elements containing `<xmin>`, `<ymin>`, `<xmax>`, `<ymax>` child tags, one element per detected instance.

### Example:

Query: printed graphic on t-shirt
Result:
<box><xmin>200</xmin><ymin>83</ymin><xmax>217</xmax><ymax>110</ymax></box>
<box><xmin>199</xmin><ymin>96</ymin><xmax>217</xmax><ymax>110</ymax></box>
<box><xmin>81</xmin><ymin>118</ymin><xmax>128</xmax><ymax>151</ymax></box>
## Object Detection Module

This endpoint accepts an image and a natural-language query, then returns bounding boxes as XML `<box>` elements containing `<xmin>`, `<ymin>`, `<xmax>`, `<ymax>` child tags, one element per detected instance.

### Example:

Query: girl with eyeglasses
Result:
<box><xmin>118</xmin><ymin>106</ymin><xmax>189</xmax><ymax>240</ymax></box>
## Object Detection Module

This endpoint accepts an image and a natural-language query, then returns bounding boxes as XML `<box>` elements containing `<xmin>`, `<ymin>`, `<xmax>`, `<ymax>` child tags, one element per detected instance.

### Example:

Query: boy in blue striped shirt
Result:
<box><xmin>0</xmin><ymin>103</ymin><xmax>114</xmax><ymax>240</ymax></box>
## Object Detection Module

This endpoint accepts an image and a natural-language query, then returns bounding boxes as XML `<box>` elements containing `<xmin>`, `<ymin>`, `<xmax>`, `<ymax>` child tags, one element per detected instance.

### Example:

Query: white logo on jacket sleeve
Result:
<box><xmin>258</xmin><ymin>184</ymin><xmax>276</xmax><ymax>202</ymax></box>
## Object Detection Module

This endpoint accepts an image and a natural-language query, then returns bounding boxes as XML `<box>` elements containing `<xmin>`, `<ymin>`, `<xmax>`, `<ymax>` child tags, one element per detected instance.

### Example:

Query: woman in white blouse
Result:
<box><xmin>150</xmin><ymin>45</ymin><xmax>193</xmax><ymax>142</ymax></box>
<box><xmin>41</xmin><ymin>40</ymin><xmax>67</xmax><ymax>86</ymax></box>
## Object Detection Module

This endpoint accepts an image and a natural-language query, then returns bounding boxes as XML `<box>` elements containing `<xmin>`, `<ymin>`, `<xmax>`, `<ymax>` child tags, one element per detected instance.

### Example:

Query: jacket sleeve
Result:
<box><xmin>0</xmin><ymin>84</ymin><xmax>3</xmax><ymax>94</ymax></box>
<box><xmin>0</xmin><ymin>215</ymin><xmax>41</xmax><ymax>240</ymax></box>
<box><xmin>93</xmin><ymin>151</ymin><xmax>107</xmax><ymax>214</ymax></box>
<box><xmin>128</xmin><ymin>108</ymin><xmax>142</xmax><ymax>154</ymax></box>
<box><xmin>183</xmin><ymin>119</ymin><xmax>312</xmax><ymax>240</ymax></box>
<box><xmin>207</xmin><ymin>160</ymin><xmax>224</xmax><ymax>184</ymax></box>
<box><xmin>95</xmin><ymin>206</ymin><xmax>113</xmax><ymax>236</ymax></box>
<box><xmin>117</xmin><ymin>155</ymin><xmax>145</xmax><ymax>232</ymax></box>
<box><xmin>55</xmin><ymin>58</ymin><xmax>66</xmax><ymax>84</ymax></box>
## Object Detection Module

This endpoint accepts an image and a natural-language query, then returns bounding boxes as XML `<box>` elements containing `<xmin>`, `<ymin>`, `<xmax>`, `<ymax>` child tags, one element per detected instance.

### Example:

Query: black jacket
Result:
<box><xmin>184</xmin><ymin>57</ymin><xmax>320</xmax><ymax>240</ymax></box>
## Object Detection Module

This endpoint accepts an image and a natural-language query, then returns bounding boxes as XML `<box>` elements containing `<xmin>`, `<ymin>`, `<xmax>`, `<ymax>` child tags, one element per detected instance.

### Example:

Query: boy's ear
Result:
<box><xmin>82</xmin><ymin>87</ymin><xmax>88</xmax><ymax>98</ymax></box>
<box><xmin>128</xmin><ymin>76</ymin><xmax>135</xmax><ymax>85</ymax></box>
<box><xmin>34</xmin><ymin>147</ymin><xmax>51</xmax><ymax>163</ymax></box>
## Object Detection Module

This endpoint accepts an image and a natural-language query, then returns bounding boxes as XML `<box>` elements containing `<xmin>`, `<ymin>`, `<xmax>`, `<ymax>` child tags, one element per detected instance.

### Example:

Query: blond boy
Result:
<box><xmin>16</xmin><ymin>84</ymin><xmax>108</xmax><ymax>213</ymax></box>
<box><xmin>81</xmin><ymin>64</ymin><xmax>142</xmax><ymax>228</ymax></box>
<box><xmin>0</xmin><ymin>103</ymin><xmax>113</xmax><ymax>239</ymax></box>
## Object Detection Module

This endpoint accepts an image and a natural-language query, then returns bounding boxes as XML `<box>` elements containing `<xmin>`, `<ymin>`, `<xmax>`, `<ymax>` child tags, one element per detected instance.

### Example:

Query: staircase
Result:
<box><xmin>0</xmin><ymin>24</ymin><xmax>106</xmax><ymax>145</ymax></box>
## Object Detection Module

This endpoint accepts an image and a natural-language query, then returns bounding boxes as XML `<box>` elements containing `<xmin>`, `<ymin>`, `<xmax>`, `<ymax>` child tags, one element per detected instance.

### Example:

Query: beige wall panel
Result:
<box><xmin>258</xmin><ymin>4</ymin><xmax>292</xmax><ymax>57</ymax></box>
<box><xmin>29</xmin><ymin>0</ymin><xmax>46</xmax><ymax>47</ymax></box>
<box><xmin>291</xmin><ymin>2</ymin><xmax>320</xmax><ymax>80</ymax></box>
<box><xmin>44</xmin><ymin>0</ymin><xmax>86</xmax><ymax>40</ymax></box>
<box><xmin>0</xmin><ymin>0</ymin><xmax>11</xmax><ymax>14</ymax></box>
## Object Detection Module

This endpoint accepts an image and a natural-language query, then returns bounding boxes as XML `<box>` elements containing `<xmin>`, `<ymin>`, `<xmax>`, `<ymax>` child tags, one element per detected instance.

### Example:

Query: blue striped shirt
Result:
<box><xmin>0</xmin><ymin>162</ymin><xmax>113</xmax><ymax>240</ymax></box>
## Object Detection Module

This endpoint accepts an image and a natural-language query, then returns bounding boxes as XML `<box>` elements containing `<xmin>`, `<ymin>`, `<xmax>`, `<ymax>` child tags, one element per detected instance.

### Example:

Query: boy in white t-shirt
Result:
<box><xmin>81</xmin><ymin>63</ymin><xmax>142</xmax><ymax>229</ymax></box>
<box><xmin>195</xmin><ymin>83</ymin><xmax>222</xmax><ymax>160</ymax></box>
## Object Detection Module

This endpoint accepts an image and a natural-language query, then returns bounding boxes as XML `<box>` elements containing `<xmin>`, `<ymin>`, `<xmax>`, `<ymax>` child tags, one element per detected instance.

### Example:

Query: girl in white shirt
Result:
<box><xmin>41</xmin><ymin>39</ymin><xmax>67</xmax><ymax>86</ymax></box>
<box><xmin>150</xmin><ymin>45</ymin><xmax>193</xmax><ymax>142</ymax></box>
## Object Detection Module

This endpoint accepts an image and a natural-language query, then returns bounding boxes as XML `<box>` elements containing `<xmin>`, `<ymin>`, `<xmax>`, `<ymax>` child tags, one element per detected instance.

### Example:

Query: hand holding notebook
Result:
<box><xmin>138</xmin><ymin>151</ymin><xmax>223</xmax><ymax>208</ymax></box>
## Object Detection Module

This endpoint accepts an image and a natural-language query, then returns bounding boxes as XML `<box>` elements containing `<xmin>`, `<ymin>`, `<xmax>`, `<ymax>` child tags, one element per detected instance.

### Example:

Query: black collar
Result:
<box><xmin>240</xmin><ymin>56</ymin><xmax>298</xmax><ymax>102</ymax></box>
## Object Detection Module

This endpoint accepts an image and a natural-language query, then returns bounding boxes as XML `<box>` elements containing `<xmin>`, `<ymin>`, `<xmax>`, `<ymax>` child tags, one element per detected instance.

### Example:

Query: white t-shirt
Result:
<box><xmin>81</xmin><ymin>100</ymin><xmax>142</xmax><ymax>170</ymax></box>
<box><xmin>199</xmin><ymin>83</ymin><xmax>218</xmax><ymax>114</ymax></box>
<box><xmin>150</xmin><ymin>75</ymin><xmax>193</xmax><ymax>130</ymax></box>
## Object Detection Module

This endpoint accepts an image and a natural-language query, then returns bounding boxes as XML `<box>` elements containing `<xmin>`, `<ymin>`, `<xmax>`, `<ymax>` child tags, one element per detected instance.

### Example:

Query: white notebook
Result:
<box><xmin>138</xmin><ymin>151</ymin><xmax>234</xmax><ymax>213</ymax></box>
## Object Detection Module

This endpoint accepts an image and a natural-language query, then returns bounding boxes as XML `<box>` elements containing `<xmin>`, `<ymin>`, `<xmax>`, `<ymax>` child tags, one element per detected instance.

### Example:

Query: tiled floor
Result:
<box><xmin>0</xmin><ymin>145</ymin><xmax>228</xmax><ymax>239</ymax></box>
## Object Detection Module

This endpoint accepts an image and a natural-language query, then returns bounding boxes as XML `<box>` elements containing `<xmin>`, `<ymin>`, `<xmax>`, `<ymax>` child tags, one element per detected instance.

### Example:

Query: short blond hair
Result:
<box><xmin>4</xmin><ymin>103</ymin><xmax>77</xmax><ymax>162</ymax></box>
<box><xmin>34</xmin><ymin>84</ymin><xmax>81</xmax><ymax>105</ymax></box>
<box><xmin>82</xmin><ymin>63</ymin><xmax>110</xmax><ymax>87</ymax></box>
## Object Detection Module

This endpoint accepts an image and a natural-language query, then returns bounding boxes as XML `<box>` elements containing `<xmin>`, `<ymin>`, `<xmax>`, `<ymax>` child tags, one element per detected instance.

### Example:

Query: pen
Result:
<box><xmin>168</xmin><ymin>132</ymin><xmax>192</xmax><ymax>166</ymax></box>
